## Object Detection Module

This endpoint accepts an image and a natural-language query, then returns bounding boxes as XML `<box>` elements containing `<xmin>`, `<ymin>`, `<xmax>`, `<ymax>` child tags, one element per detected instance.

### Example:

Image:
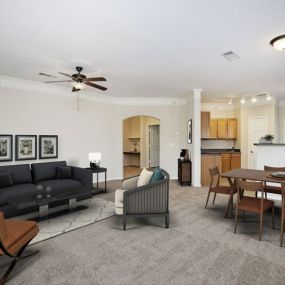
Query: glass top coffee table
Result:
<box><xmin>8</xmin><ymin>190</ymin><xmax>92</xmax><ymax>219</ymax></box>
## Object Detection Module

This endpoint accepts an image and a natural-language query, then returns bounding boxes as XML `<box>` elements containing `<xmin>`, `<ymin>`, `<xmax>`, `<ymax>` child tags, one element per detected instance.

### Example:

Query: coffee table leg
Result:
<box><xmin>69</xmin><ymin>198</ymin><xmax>77</xmax><ymax>210</ymax></box>
<box><xmin>39</xmin><ymin>204</ymin><xmax>49</xmax><ymax>218</ymax></box>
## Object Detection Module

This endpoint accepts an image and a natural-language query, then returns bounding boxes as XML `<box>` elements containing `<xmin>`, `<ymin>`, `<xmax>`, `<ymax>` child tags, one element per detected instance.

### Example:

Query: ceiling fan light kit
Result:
<box><xmin>44</xmin><ymin>66</ymin><xmax>107</xmax><ymax>92</ymax></box>
<box><xmin>270</xmin><ymin>35</ymin><xmax>285</xmax><ymax>51</ymax></box>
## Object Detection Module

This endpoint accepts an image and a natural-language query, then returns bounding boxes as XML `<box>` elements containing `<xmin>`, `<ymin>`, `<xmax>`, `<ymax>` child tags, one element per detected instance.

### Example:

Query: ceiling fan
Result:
<box><xmin>44</xmin><ymin>66</ymin><xmax>107</xmax><ymax>92</ymax></box>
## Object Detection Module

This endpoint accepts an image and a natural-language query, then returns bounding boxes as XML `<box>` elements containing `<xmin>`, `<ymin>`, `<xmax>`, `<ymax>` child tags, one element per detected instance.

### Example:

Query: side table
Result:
<box><xmin>86</xmin><ymin>167</ymin><xmax>107</xmax><ymax>195</ymax></box>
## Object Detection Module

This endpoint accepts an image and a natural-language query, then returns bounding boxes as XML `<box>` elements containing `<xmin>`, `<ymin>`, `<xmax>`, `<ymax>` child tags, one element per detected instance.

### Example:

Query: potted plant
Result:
<box><xmin>263</xmin><ymin>134</ymin><xmax>274</xmax><ymax>143</ymax></box>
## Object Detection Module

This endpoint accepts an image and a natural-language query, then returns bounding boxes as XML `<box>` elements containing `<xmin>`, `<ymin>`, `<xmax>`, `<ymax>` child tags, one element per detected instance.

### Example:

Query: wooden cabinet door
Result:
<box><xmin>201</xmin><ymin>112</ymin><xmax>210</xmax><ymax>139</ymax></box>
<box><xmin>201</xmin><ymin>154</ymin><xmax>221</xmax><ymax>186</ymax></box>
<box><xmin>231</xmin><ymin>153</ymin><xmax>241</xmax><ymax>169</ymax></box>
<box><xmin>210</xmin><ymin>119</ymin><xmax>218</xmax><ymax>138</ymax></box>
<box><xmin>217</xmin><ymin>119</ymin><xmax>228</xmax><ymax>139</ymax></box>
<box><xmin>227</xmin><ymin>119</ymin><xmax>237</xmax><ymax>139</ymax></box>
<box><xmin>221</xmin><ymin>153</ymin><xmax>231</xmax><ymax>173</ymax></box>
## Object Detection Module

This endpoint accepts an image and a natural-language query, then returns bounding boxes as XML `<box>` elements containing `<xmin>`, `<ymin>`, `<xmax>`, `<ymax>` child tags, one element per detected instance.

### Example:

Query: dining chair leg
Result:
<box><xmin>234</xmin><ymin>207</ymin><xmax>239</xmax><ymax>234</ymax></box>
<box><xmin>242</xmin><ymin>211</ymin><xmax>245</xmax><ymax>222</ymax></box>
<box><xmin>259</xmin><ymin>212</ymin><xmax>263</xmax><ymax>241</ymax></box>
<box><xmin>224</xmin><ymin>194</ymin><xmax>233</xmax><ymax>218</ymax></box>
<box><xmin>212</xmin><ymin>193</ymin><xmax>217</xmax><ymax>205</ymax></box>
<box><xmin>205</xmin><ymin>190</ymin><xmax>211</xmax><ymax>209</ymax></box>
<box><xmin>281</xmin><ymin>218</ymin><xmax>284</xmax><ymax>247</ymax></box>
<box><xmin>265</xmin><ymin>192</ymin><xmax>268</xmax><ymax>199</ymax></box>
<box><xmin>271</xmin><ymin>207</ymin><xmax>275</xmax><ymax>229</ymax></box>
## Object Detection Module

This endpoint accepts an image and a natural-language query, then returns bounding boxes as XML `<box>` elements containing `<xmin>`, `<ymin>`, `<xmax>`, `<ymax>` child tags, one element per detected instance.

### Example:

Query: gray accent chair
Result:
<box><xmin>115</xmin><ymin>168</ymin><xmax>170</xmax><ymax>230</ymax></box>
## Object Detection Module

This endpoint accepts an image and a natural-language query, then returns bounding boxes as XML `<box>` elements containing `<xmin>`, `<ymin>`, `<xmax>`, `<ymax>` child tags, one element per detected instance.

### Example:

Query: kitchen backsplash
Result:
<box><xmin>201</xmin><ymin>140</ymin><xmax>237</xmax><ymax>149</ymax></box>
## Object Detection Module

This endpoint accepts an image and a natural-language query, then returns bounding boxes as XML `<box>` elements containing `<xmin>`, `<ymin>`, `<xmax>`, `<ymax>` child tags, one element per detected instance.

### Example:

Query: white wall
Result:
<box><xmin>0</xmin><ymin>87</ymin><xmax>187</xmax><ymax>180</ymax></box>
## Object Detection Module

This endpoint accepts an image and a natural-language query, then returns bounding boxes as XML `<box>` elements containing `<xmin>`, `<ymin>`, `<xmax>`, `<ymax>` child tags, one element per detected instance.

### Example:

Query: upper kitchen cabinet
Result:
<box><xmin>217</xmin><ymin>119</ymin><xmax>228</xmax><ymax>139</ymax></box>
<box><xmin>227</xmin><ymin>118</ymin><xmax>237</xmax><ymax>139</ymax></box>
<box><xmin>201</xmin><ymin>112</ymin><xmax>210</xmax><ymax>139</ymax></box>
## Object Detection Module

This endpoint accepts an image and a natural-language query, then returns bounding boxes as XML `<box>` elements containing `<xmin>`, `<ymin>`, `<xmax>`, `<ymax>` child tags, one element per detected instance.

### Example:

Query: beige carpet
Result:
<box><xmin>1</xmin><ymin>180</ymin><xmax>285</xmax><ymax>285</ymax></box>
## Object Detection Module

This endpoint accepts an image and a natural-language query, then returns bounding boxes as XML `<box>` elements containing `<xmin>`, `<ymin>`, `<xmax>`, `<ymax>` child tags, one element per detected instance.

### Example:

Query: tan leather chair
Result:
<box><xmin>0</xmin><ymin>212</ymin><xmax>39</xmax><ymax>285</ymax></box>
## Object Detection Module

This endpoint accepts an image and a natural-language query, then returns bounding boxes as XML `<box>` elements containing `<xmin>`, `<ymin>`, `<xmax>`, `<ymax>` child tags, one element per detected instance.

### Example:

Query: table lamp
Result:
<box><xmin>89</xmin><ymin>152</ymin><xmax>101</xmax><ymax>168</ymax></box>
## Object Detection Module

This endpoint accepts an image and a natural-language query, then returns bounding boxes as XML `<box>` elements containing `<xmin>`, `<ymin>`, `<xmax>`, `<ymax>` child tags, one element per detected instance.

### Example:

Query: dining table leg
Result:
<box><xmin>224</xmin><ymin>177</ymin><xmax>236</xmax><ymax>218</ymax></box>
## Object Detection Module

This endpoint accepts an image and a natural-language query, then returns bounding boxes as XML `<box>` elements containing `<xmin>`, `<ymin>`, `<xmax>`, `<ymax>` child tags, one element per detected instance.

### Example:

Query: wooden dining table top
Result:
<box><xmin>221</xmin><ymin>168</ymin><xmax>285</xmax><ymax>184</ymax></box>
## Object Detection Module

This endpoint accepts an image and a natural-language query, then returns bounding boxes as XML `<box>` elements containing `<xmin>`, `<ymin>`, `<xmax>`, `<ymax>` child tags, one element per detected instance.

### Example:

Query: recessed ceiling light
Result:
<box><xmin>266</xmin><ymin>93</ymin><xmax>272</xmax><ymax>101</ymax></box>
<box><xmin>222</xmin><ymin>51</ymin><xmax>240</xmax><ymax>61</ymax></box>
<box><xmin>251</xmin><ymin>97</ymin><xmax>257</xmax><ymax>103</ymax></box>
<box><xmin>270</xmin><ymin>35</ymin><xmax>285</xmax><ymax>51</ymax></box>
<box><xmin>240</xmin><ymin>98</ymin><xmax>245</xmax><ymax>104</ymax></box>
<box><xmin>228</xmin><ymin>98</ymin><xmax>233</xmax><ymax>105</ymax></box>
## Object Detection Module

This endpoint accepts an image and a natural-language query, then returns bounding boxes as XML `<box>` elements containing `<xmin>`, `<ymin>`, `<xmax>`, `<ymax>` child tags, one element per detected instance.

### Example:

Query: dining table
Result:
<box><xmin>221</xmin><ymin>168</ymin><xmax>285</xmax><ymax>217</ymax></box>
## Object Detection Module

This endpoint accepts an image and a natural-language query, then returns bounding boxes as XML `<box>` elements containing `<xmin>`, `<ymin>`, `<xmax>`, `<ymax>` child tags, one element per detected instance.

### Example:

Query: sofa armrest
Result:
<box><xmin>122</xmin><ymin>176</ymin><xmax>139</xmax><ymax>190</ymax></box>
<box><xmin>71</xmin><ymin>167</ymin><xmax>92</xmax><ymax>190</ymax></box>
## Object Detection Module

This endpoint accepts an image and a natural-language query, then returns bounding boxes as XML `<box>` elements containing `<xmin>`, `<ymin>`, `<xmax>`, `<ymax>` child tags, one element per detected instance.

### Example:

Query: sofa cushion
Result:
<box><xmin>31</xmin><ymin>161</ymin><xmax>67</xmax><ymax>183</ymax></box>
<box><xmin>39</xmin><ymin>179</ymin><xmax>82</xmax><ymax>195</ymax></box>
<box><xmin>137</xmin><ymin>168</ymin><xmax>153</xmax><ymax>187</ymax></box>
<box><xmin>150</xmin><ymin>168</ymin><xmax>164</xmax><ymax>183</ymax></box>
<box><xmin>56</xmin><ymin>166</ymin><xmax>72</xmax><ymax>179</ymax></box>
<box><xmin>0</xmin><ymin>164</ymin><xmax>32</xmax><ymax>185</ymax></box>
<box><xmin>0</xmin><ymin>171</ymin><xmax>13</xmax><ymax>188</ymax></box>
<box><xmin>0</xmin><ymin>183</ymin><xmax>38</xmax><ymax>206</ymax></box>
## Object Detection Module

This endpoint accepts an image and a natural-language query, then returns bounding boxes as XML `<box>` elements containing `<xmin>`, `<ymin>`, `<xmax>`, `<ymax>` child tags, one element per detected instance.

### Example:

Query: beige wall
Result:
<box><xmin>278</xmin><ymin>101</ymin><xmax>285</xmax><ymax>143</ymax></box>
<box><xmin>240</xmin><ymin>104</ymin><xmax>276</xmax><ymax>168</ymax></box>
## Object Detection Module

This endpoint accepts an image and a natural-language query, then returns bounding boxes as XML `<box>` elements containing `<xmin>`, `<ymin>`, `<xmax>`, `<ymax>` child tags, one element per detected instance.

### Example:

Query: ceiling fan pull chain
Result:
<box><xmin>76</xmin><ymin>93</ymin><xmax>80</xmax><ymax>111</ymax></box>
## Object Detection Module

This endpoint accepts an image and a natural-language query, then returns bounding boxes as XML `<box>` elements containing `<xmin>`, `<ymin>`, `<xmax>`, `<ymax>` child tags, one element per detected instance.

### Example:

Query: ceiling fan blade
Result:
<box><xmin>59</xmin><ymin>72</ymin><xmax>74</xmax><ymax>79</ymax></box>
<box><xmin>85</xmin><ymin>81</ymin><xmax>107</xmax><ymax>91</ymax></box>
<box><xmin>85</xmin><ymin>77</ymin><xmax>107</xmax><ymax>82</ymax></box>
<box><xmin>72</xmin><ymin>87</ymin><xmax>80</xmax><ymax>92</ymax></box>
<box><xmin>45</xmin><ymin>80</ymin><xmax>73</xmax><ymax>83</ymax></box>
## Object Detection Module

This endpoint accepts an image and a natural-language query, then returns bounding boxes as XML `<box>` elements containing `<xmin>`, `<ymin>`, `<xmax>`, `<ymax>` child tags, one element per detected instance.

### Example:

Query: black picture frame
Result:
<box><xmin>15</xmin><ymin>135</ymin><xmax>37</xmax><ymax>161</ymax></box>
<box><xmin>187</xmin><ymin>119</ymin><xmax>192</xmax><ymax>144</ymax></box>
<box><xmin>39</xmin><ymin>135</ymin><xmax>58</xmax><ymax>159</ymax></box>
<box><xmin>0</xmin><ymin>135</ymin><xmax>13</xmax><ymax>162</ymax></box>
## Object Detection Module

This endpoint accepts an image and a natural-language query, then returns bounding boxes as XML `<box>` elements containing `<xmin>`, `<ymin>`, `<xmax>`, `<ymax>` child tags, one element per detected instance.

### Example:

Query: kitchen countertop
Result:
<box><xmin>201</xmin><ymin>148</ymin><xmax>240</xmax><ymax>154</ymax></box>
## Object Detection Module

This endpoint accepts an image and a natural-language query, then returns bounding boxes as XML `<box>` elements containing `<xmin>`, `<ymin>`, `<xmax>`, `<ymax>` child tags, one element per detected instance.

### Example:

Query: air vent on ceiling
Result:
<box><xmin>222</xmin><ymin>51</ymin><xmax>240</xmax><ymax>61</ymax></box>
<box><xmin>38</xmin><ymin>72</ymin><xmax>56</xmax><ymax>78</ymax></box>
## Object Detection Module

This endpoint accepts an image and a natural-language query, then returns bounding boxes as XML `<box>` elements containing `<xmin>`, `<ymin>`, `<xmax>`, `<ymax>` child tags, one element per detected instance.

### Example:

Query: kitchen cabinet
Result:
<box><xmin>221</xmin><ymin>153</ymin><xmax>231</xmax><ymax>173</ymax></box>
<box><xmin>201</xmin><ymin>112</ymin><xmax>210</xmax><ymax>139</ymax></box>
<box><xmin>227</xmin><ymin>118</ymin><xmax>237</xmax><ymax>139</ymax></box>
<box><xmin>210</xmin><ymin>119</ymin><xmax>218</xmax><ymax>138</ymax></box>
<box><xmin>217</xmin><ymin>119</ymin><xmax>228</xmax><ymax>139</ymax></box>
<box><xmin>231</xmin><ymin>153</ymin><xmax>241</xmax><ymax>169</ymax></box>
<box><xmin>201</xmin><ymin>154</ymin><xmax>221</xmax><ymax>186</ymax></box>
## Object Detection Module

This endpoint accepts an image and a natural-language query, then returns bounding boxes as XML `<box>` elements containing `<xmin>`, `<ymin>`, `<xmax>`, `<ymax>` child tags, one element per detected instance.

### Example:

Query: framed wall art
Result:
<box><xmin>15</xmin><ymin>135</ymin><xmax>37</xmax><ymax>161</ymax></box>
<box><xmin>0</xmin><ymin>135</ymin><xmax>13</xmax><ymax>162</ymax></box>
<box><xmin>187</xmin><ymin>119</ymin><xmax>192</xmax><ymax>144</ymax></box>
<box><xmin>39</xmin><ymin>135</ymin><xmax>58</xmax><ymax>159</ymax></box>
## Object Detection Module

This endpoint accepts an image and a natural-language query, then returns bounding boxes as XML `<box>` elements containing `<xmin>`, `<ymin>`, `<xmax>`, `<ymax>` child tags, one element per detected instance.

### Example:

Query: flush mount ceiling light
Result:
<box><xmin>266</xmin><ymin>93</ymin><xmax>272</xmax><ymax>101</ymax></box>
<box><xmin>251</xmin><ymin>97</ymin><xmax>257</xmax><ymax>103</ymax></box>
<box><xmin>228</xmin><ymin>98</ymin><xmax>233</xmax><ymax>105</ymax></box>
<box><xmin>72</xmin><ymin>82</ymin><xmax>84</xmax><ymax>90</ymax></box>
<box><xmin>270</xmin><ymin>35</ymin><xmax>285</xmax><ymax>51</ymax></box>
<box><xmin>240</xmin><ymin>98</ymin><xmax>245</xmax><ymax>104</ymax></box>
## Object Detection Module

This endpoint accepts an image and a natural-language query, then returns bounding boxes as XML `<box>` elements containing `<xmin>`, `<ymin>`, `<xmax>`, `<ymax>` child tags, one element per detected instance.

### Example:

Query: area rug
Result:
<box><xmin>20</xmin><ymin>197</ymin><xmax>115</xmax><ymax>244</ymax></box>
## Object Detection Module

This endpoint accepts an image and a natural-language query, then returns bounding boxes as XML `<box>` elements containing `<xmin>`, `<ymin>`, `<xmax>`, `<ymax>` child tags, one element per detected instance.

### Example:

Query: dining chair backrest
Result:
<box><xmin>209</xmin><ymin>166</ymin><xmax>220</xmax><ymax>188</ymax></box>
<box><xmin>236</xmin><ymin>179</ymin><xmax>264</xmax><ymax>201</ymax></box>
<box><xmin>264</xmin><ymin>165</ymin><xmax>285</xmax><ymax>172</ymax></box>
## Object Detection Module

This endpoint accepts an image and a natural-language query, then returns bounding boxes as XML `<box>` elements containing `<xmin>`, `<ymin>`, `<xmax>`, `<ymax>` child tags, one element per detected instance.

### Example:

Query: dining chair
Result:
<box><xmin>234</xmin><ymin>179</ymin><xmax>275</xmax><ymax>241</ymax></box>
<box><xmin>281</xmin><ymin>184</ymin><xmax>285</xmax><ymax>247</ymax></box>
<box><xmin>263</xmin><ymin>165</ymin><xmax>285</xmax><ymax>198</ymax></box>
<box><xmin>0</xmin><ymin>212</ymin><xmax>39</xmax><ymax>285</ymax></box>
<box><xmin>205</xmin><ymin>166</ymin><xmax>236</xmax><ymax>217</ymax></box>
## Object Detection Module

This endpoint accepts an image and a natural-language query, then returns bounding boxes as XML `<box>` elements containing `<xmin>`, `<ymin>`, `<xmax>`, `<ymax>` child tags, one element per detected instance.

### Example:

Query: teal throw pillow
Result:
<box><xmin>150</xmin><ymin>168</ymin><xmax>164</xmax><ymax>183</ymax></box>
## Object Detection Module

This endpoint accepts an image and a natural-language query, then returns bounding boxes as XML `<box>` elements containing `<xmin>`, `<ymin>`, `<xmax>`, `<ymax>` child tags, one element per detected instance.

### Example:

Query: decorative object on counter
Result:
<box><xmin>39</xmin><ymin>135</ymin><xmax>58</xmax><ymax>159</ymax></box>
<box><xmin>259</xmin><ymin>134</ymin><xmax>274</xmax><ymax>144</ymax></box>
<box><xmin>88</xmin><ymin>152</ymin><xmax>101</xmax><ymax>169</ymax></box>
<box><xmin>180</xmin><ymin>149</ymin><xmax>186</xmax><ymax>158</ymax></box>
<box><xmin>187</xmin><ymin>119</ymin><xmax>192</xmax><ymax>144</ymax></box>
<box><xmin>15</xmin><ymin>135</ymin><xmax>37</xmax><ymax>161</ymax></box>
<box><xmin>184</xmin><ymin>149</ymin><xmax>190</xmax><ymax>161</ymax></box>
<box><xmin>132</xmin><ymin>140</ymin><xmax>138</xmax><ymax>152</ymax></box>
<box><xmin>0</xmin><ymin>134</ymin><xmax>13</xmax><ymax>162</ymax></box>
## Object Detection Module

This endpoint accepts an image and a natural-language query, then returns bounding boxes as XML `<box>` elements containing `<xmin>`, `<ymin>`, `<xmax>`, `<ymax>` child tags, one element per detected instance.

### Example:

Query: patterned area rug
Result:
<box><xmin>23</xmin><ymin>197</ymin><xmax>115</xmax><ymax>244</ymax></box>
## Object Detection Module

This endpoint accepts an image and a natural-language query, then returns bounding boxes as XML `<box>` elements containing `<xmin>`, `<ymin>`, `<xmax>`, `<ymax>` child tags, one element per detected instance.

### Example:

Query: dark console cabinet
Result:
<box><xmin>178</xmin><ymin>159</ymin><xmax>192</xmax><ymax>185</ymax></box>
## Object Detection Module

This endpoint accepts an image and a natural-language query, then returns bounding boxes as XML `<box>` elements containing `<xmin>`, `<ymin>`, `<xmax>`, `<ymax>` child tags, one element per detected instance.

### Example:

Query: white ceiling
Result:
<box><xmin>0</xmin><ymin>0</ymin><xmax>285</xmax><ymax>99</ymax></box>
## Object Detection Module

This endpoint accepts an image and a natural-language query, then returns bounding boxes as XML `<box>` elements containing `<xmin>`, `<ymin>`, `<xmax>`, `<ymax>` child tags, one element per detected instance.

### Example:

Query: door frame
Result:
<box><xmin>248</xmin><ymin>116</ymin><xmax>268</xmax><ymax>168</ymax></box>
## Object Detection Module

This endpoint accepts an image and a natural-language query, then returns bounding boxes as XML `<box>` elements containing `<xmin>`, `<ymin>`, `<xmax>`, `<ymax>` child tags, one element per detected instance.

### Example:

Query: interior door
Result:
<box><xmin>149</xmin><ymin>125</ymin><xmax>160</xmax><ymax>168</ymax></box>
<box><xmin>248</xmin><ymin>117</ymin><xmax>268</xmax><ymax>169</ymax></box>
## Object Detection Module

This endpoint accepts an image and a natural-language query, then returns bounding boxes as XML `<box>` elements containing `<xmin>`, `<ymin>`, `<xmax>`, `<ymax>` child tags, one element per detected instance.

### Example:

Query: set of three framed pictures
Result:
<box><xmin>0</xmin><ymin>135</ymin><xmax>58</xmax><ymax>162</ymax></box>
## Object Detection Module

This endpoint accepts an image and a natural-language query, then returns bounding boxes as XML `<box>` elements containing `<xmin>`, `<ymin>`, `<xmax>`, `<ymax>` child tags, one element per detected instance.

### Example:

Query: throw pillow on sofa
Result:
<box><xmin>56</xmin><ymin>167</ymin><xmax>72</xmax><ymax>179</ymax></box>
<box><xmin>0</xmin><ymin>171</ymin><xmax>13</xmax><ymax>188</ymax></box>
<box><xmin>137</xmin><ymin>168</ymin><xmax>153</xmax><ymax>187</ymax></box>
<box><xmin>150</xmin><ymin>168</ymin><xmax>164</xmax><ymax>183</ymax></box>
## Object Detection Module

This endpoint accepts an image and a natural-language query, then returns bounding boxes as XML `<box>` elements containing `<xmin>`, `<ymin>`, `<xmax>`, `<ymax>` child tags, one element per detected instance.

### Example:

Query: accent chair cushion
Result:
<box><xmin>150</xmin><ymin>168</ymin><xmax>164</xmax><ymax>183</ymax></box>
<box><xmin>0</xmin><ymin>171</ymin><xmax>13</xmax><ymax>189</ymax></box>
<box><xmin>137</xmin><ymin>168</ymin><xmax>153</xmax><ymax>187</ymax></box>
<box><xmin>56</xmin><ymin>167</ymin><xmax>72</xmax><ymax>179</ymax></box>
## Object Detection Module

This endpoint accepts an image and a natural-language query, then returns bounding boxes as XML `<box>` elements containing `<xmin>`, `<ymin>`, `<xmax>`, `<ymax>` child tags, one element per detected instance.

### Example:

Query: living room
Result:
<box><xmin>0</xmin><ymin>1</ymin><xmax>285</xmax><ymax>284</ymax></box>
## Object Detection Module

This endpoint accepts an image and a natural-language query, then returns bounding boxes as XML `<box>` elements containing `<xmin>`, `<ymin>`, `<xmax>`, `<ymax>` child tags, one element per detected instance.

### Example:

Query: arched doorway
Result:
<box><xmin>122</xmin><ymin>116</ymin><xmax>160</xmax><ymax>178</ymax></box>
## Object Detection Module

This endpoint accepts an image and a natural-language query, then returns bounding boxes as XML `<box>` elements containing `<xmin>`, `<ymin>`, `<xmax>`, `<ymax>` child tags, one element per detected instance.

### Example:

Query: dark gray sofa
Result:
<box><xmin>0</xmin><ymin>161</ymin><xmax>92</xmax><ymax>218</ymax></box>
